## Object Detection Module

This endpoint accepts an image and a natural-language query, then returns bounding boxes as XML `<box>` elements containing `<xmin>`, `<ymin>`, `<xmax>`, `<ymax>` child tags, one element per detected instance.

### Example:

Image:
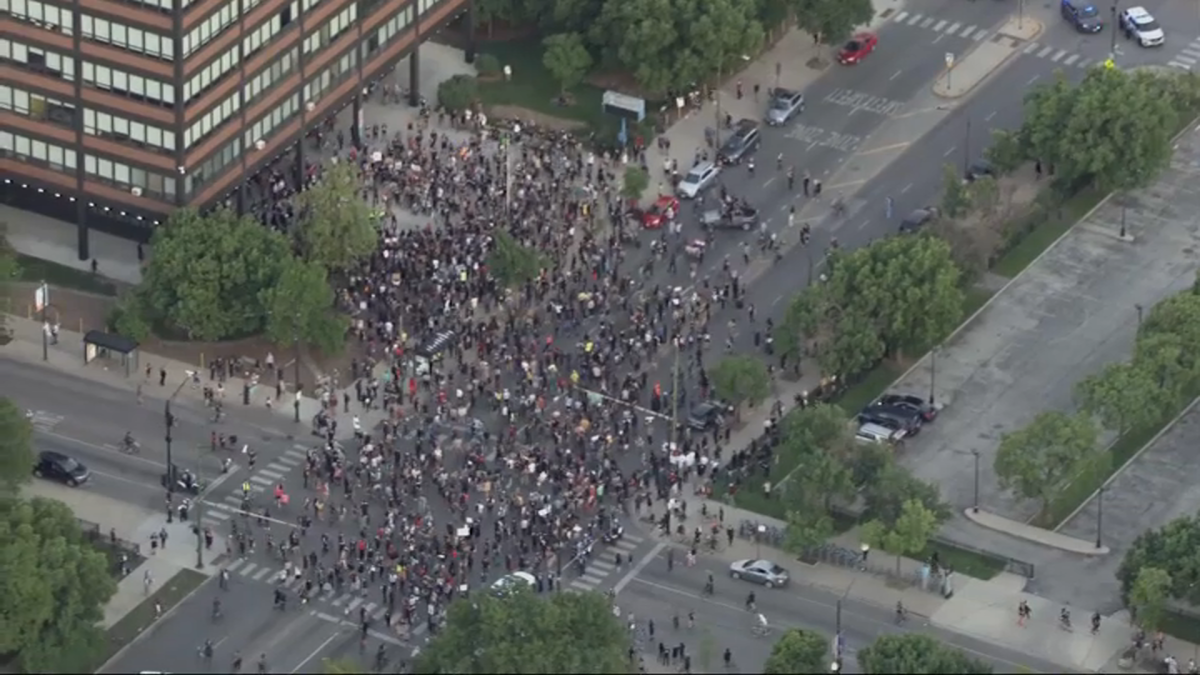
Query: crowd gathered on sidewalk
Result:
<box><xmin>204</xmin><ymin>85</ymin><xmax>796</xmax><ymax>673</ymax></box>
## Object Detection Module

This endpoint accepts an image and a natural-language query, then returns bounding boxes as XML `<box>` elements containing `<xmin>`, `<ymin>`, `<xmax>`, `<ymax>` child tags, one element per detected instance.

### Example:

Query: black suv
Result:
<box><xmin>718</xmin><ymin>119</ymin><xmax>761</xmax><ymax>165</ymax></box>
<box><xmin>33</xmin><ymin>450</ymin><xmax>90</xmax><ymax>487</ymax></box>
<box><xmin>1061</xmin><ymin>0</ymin><xmax>1103</xmax><ymax>32</ymax></box>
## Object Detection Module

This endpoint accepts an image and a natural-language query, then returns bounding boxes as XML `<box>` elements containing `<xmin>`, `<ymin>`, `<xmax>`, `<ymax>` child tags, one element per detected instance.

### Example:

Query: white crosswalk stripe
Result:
<box><xmin>971</xmin><ymin>28</ymin><xmax>988</xmax><ymax>41</ymax></box>
<box><xmin>1037</xmin><ymin>45</ymin><xmax>1054</xmax><ymax>58</ymax></box>
<box><xmin>1024</xmin><ymin>41</ymin><xmax>1040</xmax><ymax>54</ymax></box>
<box><xmin>1063</xmin><ymin>53</ymin><xmax>1080</xmax><ymax>66</ymax></box>
<box><xmin>920</xmin><ymin>17</ymin><xmax>935</xmax><ymax>28</ymax></box>
<box><xmin>944</xmin><ymin>22</ymin><xmax>961</xmax><ymax>34</ymax></box>
<box><xmin>893</xmin><ymin>10</ymin><xmax>909</xmax><ymax>22</ymax></box>
<box><xmin>933</xmin><ymin>20</ymin><xmax>948</xmax><ymax>32</ymax></box>
<box><xmin>906</xmin><ymin>13</ymin><xmax>922</xmax><ymax>25</ymax></box>
<box><xmin>1167</xmin><ymin>38</ymin><xmax>1200</xmax><ymax>70</ymax></box>
<box><xmin>960</xmin><ymin>24</ymin><xmax>977</xmax><ymax>38</ymax></box>
<box><xmin>566</xmin><ymin>534</ymin><xmax>646</xmax><ymax>592</ymax></box>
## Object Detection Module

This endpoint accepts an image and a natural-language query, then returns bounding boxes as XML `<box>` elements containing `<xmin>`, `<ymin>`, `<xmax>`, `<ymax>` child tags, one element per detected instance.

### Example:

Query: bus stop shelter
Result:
<box><xmin>82</xmin><ymin>330</ymin><xmax>139</xmax><ymax>377</ymax></box>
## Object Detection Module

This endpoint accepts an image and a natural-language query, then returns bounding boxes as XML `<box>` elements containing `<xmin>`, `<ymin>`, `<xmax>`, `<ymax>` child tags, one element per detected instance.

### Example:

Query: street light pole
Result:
<box><xmin>963</xmin><ymin>118</ymin><xmax>972</xmax><ymax>175</ymax></box>
<box><xmin>164</xmin><ymin>378</ymin><xmax>188</xmax><ymax>495</ymax></box>
<box><xmin>292</xmin><ymin>323</ymin><xmax>302</xmax><ymax>424</ymax></box>
<box><xmin>929</xmin><ymin>345</ymin><xmax>940</xmax><ymax>405</ymax></box>
<box><xmin>1110</xmin><ymin>3</ymin><xmax>1118</xmax><ymax>58</ymax></box>
<box><xmin>194</xmin><ymin>457</ymin><xmax>205</xmax><ymax>570</ymax></box>
<box><xmin>972</xmin><ymin>450</ymin><xmax>981</xmax><ymax>513</ymax></box>
<box><xmin>1096</xmin><ymin>486</ymin><xmax>1106</xmax><ymax>549</ymax></box>
<box><xmin>1136</xmin><ymin>303</ymin><xmax>1144</xmax><ymax>327</ymax></box>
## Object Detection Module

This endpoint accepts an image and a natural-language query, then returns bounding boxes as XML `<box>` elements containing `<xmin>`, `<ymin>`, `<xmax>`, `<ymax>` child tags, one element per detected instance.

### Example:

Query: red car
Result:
<box><xmin>838</xmin><ymin>32</ymin><xmax>878</xmax><ymax>65</ymax></box>
<box><xmin>640</xmin><ymin>195</ymin><xmax>680</xmax><ymax>229</ymax></box>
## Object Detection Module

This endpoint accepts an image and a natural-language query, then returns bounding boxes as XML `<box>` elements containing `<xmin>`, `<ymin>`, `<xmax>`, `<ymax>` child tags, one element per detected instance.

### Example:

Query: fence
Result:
<box><xmin>928</xmin><ymin>534</ymin><xmax>1035</xmax><ymax>579</ymax></box>
<box><xmin>76</xmin><ymin>518</ymin><xmax>141</xmax><ymax>556</ymax></box>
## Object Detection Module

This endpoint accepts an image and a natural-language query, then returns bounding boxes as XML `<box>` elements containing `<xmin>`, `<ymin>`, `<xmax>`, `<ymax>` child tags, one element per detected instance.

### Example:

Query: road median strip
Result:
<box><xmin>95</xmin><ymin>568</ymin><xmax>209</xmax><ymax>672</ymax></box>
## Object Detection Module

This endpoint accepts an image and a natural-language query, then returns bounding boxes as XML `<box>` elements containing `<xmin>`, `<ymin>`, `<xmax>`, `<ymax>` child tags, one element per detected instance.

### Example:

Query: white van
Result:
<box><xmin>855</xmin><ymin>423</ymin><xmax>902</xmax><ymax>446</ymax></box>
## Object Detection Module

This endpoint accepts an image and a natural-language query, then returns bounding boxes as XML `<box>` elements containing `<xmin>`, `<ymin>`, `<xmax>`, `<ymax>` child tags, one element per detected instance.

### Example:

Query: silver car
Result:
<box><xmin>765</xmin><ymin>88</ymin><xmax>804</xmax><ymax>126</ymax></box>
<box><xmin>678</xmin><ymin>162</ymin><xmax>719</xmax><ymax>199</ymax></box>
<box><xmin>729</xmin><ymin>559</ymin><xmax>790</xmax><ymax>588</ymax></box>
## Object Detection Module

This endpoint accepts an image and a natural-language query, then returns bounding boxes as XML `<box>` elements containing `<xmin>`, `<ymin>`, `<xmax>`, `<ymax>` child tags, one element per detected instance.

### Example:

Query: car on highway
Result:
<box><xmin>636</xmin><ymin>195</ymin><xmax>680</xmax><ymax>229</ymax></box>
<box><xmin>898</xmin><ymin>206</ymin><xmax>939</xmax><ymax>233</ymax></box>
<box><xmin>729</xmin><ymin>559</ymin><xmax>790</xmax><ymax>588</ymax></box>
<box><xmin>717</xmin><ymin>119</ymin><xmax>761</xmax><ymax>165</ymax></box>
<box><xmin>838</xmin><ymin>32</ymin><xmax>878</xmax><ymax>65</ymax></box>
<box><xmin>491</xmin><ymin>571</ymin><xmax>536</xmax><ymax>595</ymax></box>
<box><xmin>1120</xmin><ymin>6</ymin><xmax>1164</xmax><ymax>46</ymax></box>
<box><xmin>765</xmin><ymin>88</ymin><xmax>805</xmax><ymax>126</ymax></box>
<box><xmin>1061</xmin><ymin>0</ymin><xmax>1103</xmax><ymax>33</ymax></box>
<box><xmin>873</xmin><ymin>393</ymin><xmax>938</xmax><ymax>423</ymax></box>
<box><xmin>677</xmin><ymin>162</ymin><xmax>720</xmax><ymax>199</ymax></box>
<box><xmin>687</xmin><ymin>399</ymin><xmax>733</xmax><ymax>431</ymax></box>
<box><xmin>33</xmin><ymin>450</ymin><xmax>90</xmax><ymax>487</ymax></box>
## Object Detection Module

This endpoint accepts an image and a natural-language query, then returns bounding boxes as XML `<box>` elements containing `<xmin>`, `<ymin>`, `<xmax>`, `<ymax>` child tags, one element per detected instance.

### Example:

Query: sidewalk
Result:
<box><xmin>20</xmin><ymin>480</ymin><xmax>222</xmax><ymax>629</ymax></box>
<box><xmin>1</xmin><ymin>204</ymin><xmax>145</xmax><ymax>285</ymax></box>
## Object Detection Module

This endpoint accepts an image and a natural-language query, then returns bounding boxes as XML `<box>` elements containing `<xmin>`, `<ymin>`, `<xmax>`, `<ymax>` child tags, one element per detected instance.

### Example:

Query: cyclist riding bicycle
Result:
<box><xmin>745</xmin><ymin>592</ymin><xmax>756</xmax><ymax>612</ymax></box>
<box><xmin>123</xmin><ymin>431</ymin><xmax>137</xmax><ymax>450</ymax></box>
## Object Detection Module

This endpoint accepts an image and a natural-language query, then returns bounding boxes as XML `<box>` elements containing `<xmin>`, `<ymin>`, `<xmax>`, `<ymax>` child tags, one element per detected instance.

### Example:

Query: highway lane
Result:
<box><xmin>625</xmin><ymin>552</ymin><xmax>1069</xmax><ymax>674</ymax></box>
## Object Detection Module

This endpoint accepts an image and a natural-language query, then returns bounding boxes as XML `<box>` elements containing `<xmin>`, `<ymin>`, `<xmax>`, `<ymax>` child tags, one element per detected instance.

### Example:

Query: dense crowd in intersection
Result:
<box><xmin>213</xmin><ymin>87</ymin><xmax>784</xmax><ymax>673</ymax></box>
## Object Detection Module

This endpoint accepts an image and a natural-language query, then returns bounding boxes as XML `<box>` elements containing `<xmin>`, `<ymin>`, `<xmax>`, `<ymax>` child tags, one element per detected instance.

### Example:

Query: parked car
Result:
<box><xmin>965</xmin><ymin>159</ymin><xmax>994</xmax><ymax>182</ymax></box>
<box><xmin>855</xmin><ymin>422</ymin><xmax>904</xmax><ymax>446</ymax></box>
<box><xmin>718</xmin><ymin>119</ymin><xmax>761</xmax><ymax>165</ymax></box>
<box><xmin>838</xmin><ymin>32</ymin><xmax>879</xmax><ymax>65</ymax></box>
<box><xmin>687</xmin><ymin>400</ymin><xmax>733</xmax><ymax>431</ymax></box>
<box><xmin>33</xmin><ymin>450</ymin><xmax>90</xmax><ymax>487</ymax></box>
<box><xmin>860</xmin><ymin>404</ymin><xmax>924</xmax><ymax>437</ymax></box>
<box><xmin>898</xmin><ymin>206</ymin><xmax>939</xmax><ymax>233</ymax></box>
<box><xmin>765</xmin><ymin>88</ymin><xmax>805</xmax><ymax>126</ymax></box>
<box><xmin>1120</xmin><ymin>6</ymin><xmax>1164</xmax><ymax>46</ymax></box>
<box><xmin>729</xmin><ymin>559</ymin><xmax>790</xmax><ymax>588</ymax></box>
<box><xmin>677</xmin><ymin>162</ymin><xmax>720</xmax><ymax>199</ymax></box>
<box><xmin>873</xmin><ymin>393</ymin><xmax>938</xmax><ymax>423</ymax></box>
<box><xmin>491</xmin><ymin>571</ymin><xmax>536</xmax><ymax>595</ymax></box>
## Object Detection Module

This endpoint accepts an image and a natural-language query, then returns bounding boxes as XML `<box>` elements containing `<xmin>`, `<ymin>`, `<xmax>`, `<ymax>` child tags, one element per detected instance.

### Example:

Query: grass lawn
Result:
<box><xmin>1159</xmin><ymin>610</ymin><xmax>1200</xmax><ymax>645</ymax></box>
<box><xmin>918</xmin><ymin>540</ymin><xmax>1005</xmax><ymax>580</ymax></box>
<box><xmin>97</xmin><ymin>568</ymin><xmax>208</xmax><ymax>668</ymax></box>
<box><xmin>17</xmin><ymin>254</ymin><xmax>118</xmax><ymax>297</ymax></box>
<box><xmin>990</xmin><ymin>188</ymin><xmax>1105</xmax><ymax>279</ymax></box>
<box><xmin>476</xmin><ymin>39</ymin><xmax>609</xmax><ymax>128</ymax></box>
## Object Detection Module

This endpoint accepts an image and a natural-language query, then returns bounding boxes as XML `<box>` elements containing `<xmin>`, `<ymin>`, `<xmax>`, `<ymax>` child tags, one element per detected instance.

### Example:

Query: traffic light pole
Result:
<box><xmin>164</xmin><ymin>377</ymin><xmax>189</xmax><ymax>495</ymax></box>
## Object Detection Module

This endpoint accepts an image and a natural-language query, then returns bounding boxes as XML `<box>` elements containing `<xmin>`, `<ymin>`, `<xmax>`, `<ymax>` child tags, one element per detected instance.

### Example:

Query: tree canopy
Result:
<box><xmin>763</xmin><ymin>628</ymin><xmax>829</xmax><ymax>673</ymax></box>
<box><xmin>1075</xmin><ymin>361</ymin><xmax>1172</xmax><ymax>435</ymax></box>
<box><xmin>0</xmin><ymin>222</ymin><xmax>19</xmax><ymax>336</ymax></box>
<box><xmin>262</xmin><ymin>257</ymin><xmax>348</xmax><ymax>354</ymax></box>
<box><xmin>791</xmin><ymin>0</ymin><xmax>874</xmax><ymax>48</ymax></box>
<box><xmin>542</xmin><ymin>33</ymin><xmax>593</xmax><ymax>94</ymax></box>
<box><xmin>294</xmin><ymin>162</ymin><xmax>379</xmax><ymax>273</ymax></box>
<box><xmin>137</xmin><ymin>207</ymin><xmax>292</xmax><ymax>341</ymax></box>
<box><xmin>0</xmin><ymin>397</ymin><xmax>35</xmax><ymax>491</ymax></box>
<box><xmin>1118</xmin><ymin>514</ymin><xmax>1200</xmax><ymax>607</ymax></box>
<box><xmin>860</xmin><ymin>498</ymin><xmax>940</xmax><ymax>576</ymax></box>
<box><xmin>1128</xmin><ymin>566</ymin><xmax>1172</xmax><ymax>632</ymax></box>
<box><xmin>993</xmin><ymin>410</ymin><xmax>1099</xmax><ymax>513</ymax></box>
<box><xmin>1021</xmin><ymin>68</ymin><xmax>1176</xmax><ymax>194</ymax></box>
<box><xmin>0</xmin><ymin>497</ymin><xmax>117</xmax><ymax>672</ymax></box>
<box><xmin>488</xmin><ymin>229</ymin><xmax>545</xmax><ymax>289</ymax></box>
<box><xmin>776</xmin><ymin>234</ymin><xmax>964</xmax><ymax>377</ymax></box>
<box><xmin>857</xmin><ymin>634</ymin><xmax>993</xmax><ymax>674</ymax></box>
<box><xmin>415</xmin><ymin>587</ymin><xmax>628</xmax><ymax>673</ymax></box>
<box><xmin>709</xmin><ymin>355</ymin><xmax>771</xmax><ymax>411</ymax></box>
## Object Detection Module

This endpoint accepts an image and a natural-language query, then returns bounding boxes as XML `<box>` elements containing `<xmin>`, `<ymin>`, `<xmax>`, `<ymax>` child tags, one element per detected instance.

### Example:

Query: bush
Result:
<box><xmin>476</xmin><ymin>53</ymin><xmax>502</xmax><ymax>76</ymax></box>
<box><xmin>107</xmin><ymin>291</ymin><xmax>151</xmax><ymax>343</ymax></box>
<box><xmin>437</xmin><ymin>74</ymin><xmax>479</xmax><ymax>113</ymax></box>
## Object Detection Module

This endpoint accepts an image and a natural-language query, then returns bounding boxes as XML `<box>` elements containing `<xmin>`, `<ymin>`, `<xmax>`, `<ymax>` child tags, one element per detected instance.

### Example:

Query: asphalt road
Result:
<box><xmin>624</xmin><ymin>552</ymin><xmax>1069</xmax><ymax>674</ymax></box>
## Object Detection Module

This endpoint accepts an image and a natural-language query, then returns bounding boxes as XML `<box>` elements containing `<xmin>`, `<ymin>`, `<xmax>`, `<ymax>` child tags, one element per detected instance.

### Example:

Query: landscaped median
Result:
<box><xmin>95</xmin><ymin>568</ymin><xmax>209</xmax><ymax>671</ymax></box>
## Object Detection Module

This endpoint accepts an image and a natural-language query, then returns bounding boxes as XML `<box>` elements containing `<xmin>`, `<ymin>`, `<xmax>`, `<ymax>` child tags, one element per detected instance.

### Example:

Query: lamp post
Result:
<box><xmin>963</xmin><ymin>118</ymin><xmax>972</xmax><ymax>175</ymax></box>
<box><xmin>36</xmin><ymin>282</ymin><xmax>49</xmax><ymax>361</ymax></box>
<box><xmin>929</xmin><ymin>344</ymin><xmax>941</xmax><ymax>405</ymax></box>
<box><xmin>194</xmin><ymin>457</ymin><xmax>206</xmax><ymax>570</ymax></box>
<box><xmin>972</xmin><ymin>449</ymin><xmax>981</xmax><ymax>513</ymax></box>
<box><xmin>1096</xmin><ymin>486</ymin><xmax>1106</xmax><ymax>549</ymax></box>
<box><xmin>292</xmin><ymin>321</ymin><xmax>302</xmax><ymax>424</ymax></box>
<box><xmin>164</xmin><ymin>376</ymin><xmax>189</xmax><ymax>495</ymax></box>
<box><xmin>1136</xmin><ymin>303</ymin><xmax>1144</xmax><ymax>327</ymax></box>
<box><xmin>1109</xmin><ymin>2</ymin><xmax>1119</xmax><ymax>58</ymax></box>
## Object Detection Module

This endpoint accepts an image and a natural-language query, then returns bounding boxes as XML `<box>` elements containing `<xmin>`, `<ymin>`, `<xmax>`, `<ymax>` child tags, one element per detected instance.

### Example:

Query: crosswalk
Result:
<box><xmin>889</xmin><ymin>11</ymin><xmax>991</xmax><ymax>41</ymax></box>
<box><xmin>1019</xmin><ymin>41</ymin><xmax>1094</xmax><ymax>69</ymax></box>
<box><xmin>567</xmin><ymin>533</ymin><xmax>646</xmax><ymax>592</ymax></box>
<box><xmin>1168</xmin><ymin>36</ymin><xmax>1200</xmax><ymax>70</ymax></box>
<box><xmin>199</xmin><ymin>444</ymin><xmax>309</xmax><ymax>529</ymax></box>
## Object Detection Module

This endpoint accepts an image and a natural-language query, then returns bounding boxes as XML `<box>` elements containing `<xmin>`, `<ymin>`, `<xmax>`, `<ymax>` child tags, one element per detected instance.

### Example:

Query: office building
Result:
<box><xmin>0</xmin><ymin>0</ymin><xmax>475</xmax><ymax>258</ymax></box>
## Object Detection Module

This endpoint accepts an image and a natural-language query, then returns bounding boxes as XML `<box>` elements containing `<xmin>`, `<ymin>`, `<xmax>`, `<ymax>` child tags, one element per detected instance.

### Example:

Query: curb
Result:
<box><xmin>96</xmin><ymin>568</ymin><xmax>215</xmax><ymax>673</ymax></box>
<box><xmin>931</xmin><ymin>17</ymin><xmax>1044</xmax><ymax>100</ymax></box>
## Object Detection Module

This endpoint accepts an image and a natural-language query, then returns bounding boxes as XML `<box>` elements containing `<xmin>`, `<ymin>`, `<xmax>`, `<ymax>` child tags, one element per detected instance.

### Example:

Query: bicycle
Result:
<box><xmin>751</xmin><ymin>624</ymin><xmax>772</xmax><ymax>638</ymax></box>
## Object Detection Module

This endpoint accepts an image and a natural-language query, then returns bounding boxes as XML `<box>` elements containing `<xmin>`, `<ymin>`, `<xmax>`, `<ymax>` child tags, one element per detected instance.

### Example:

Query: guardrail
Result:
<box><xmin>76</xmin><ymin>518</ymin><xmax>141</xmax><ymax>556</ymax></box>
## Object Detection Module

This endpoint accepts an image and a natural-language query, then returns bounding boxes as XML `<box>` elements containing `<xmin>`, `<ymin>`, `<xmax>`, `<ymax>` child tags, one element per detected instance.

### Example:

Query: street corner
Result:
<box><xmin>996</xmin><ymin>16</ymin><xmax>1043</xmax><ymax>43</ymax></box>
<box><xmin>932</xmin><ymin>38</ymin><xmax>1024</xmax><ymax>100</ymax></box>
<box><xmin>97</xmin><ymin>566</ymin><xmax>211</xmax><ymax>674</ymax></box>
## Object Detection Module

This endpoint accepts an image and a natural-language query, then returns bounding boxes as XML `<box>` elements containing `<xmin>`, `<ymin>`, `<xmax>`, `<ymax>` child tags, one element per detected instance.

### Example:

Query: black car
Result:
<box><xmin>873</xmin><ymin>393</ymin><xmax>938</xmax><ymax>422</ymax></box>
<box><xmin>1061</xmin><ymin>0</ymin><xmax>1103</xmax><ymax>32</ymax></box>
<box><xmin>718</xmin><ymin>120</ymin><xmax>761</xmax><ymax>165</ymax></box>
<box><xmin>965</xmin><ymin>159</ymin><xmax>994</xmax><ymax>182</ymax></box>
<box><xmin>898</xmin><ymin>207</ymin><xmax>939</xmax><ymax>233</ymax></box>
<box><xmin>33</xmin><ymin>450</ymin><xmax>90</xmax><ymax>486</ymax></box>
<box><xmin>687</xmin><ymin>400</ymin><xmax>732</xmax><ymax>431</ymax></box>
<box><xmin>859</xmin><ymin>404</ymin><xmax>924</xmax><ymax>436</ymax></box>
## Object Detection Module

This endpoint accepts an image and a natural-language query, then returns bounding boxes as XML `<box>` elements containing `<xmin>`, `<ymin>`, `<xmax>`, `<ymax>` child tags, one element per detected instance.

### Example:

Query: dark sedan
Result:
<box><xmin>687</xmin><ymin>400</ymin><xmax>732</xmax><ymax>431</ymax></box>
<box><xmin>873</xmin><ymin>393</ymin><xmax>938</xmax><ymax>423</ymax></box>
<box><xmin>33</xmin><ymin>450</ymin><xmax>90</xmax><ymax>487</ymax></box>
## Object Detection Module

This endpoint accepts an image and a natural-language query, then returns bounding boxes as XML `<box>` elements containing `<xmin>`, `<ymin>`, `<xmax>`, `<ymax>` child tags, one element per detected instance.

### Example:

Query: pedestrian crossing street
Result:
<box><xmin>567</xmin><ymin>533</ymin><xmax>646</xmax><ymax>592</ymax></box>
<box><xmin>199</xmin><ymin>444</ymin><xmax>309</xmax><ymax>529</ymax></box>
<box><xmin>223</xmin><ymin>556</ymin><xmax>398</xmax><ymax>622</ymax></box>
<box><xmin>1168</xmin><ymin>36</ymin><xmax>1200</xmax><ymax>70</ymax></box>
<box><xmin>889</xmin><ymin>11</ymin><xmax>991</xmax><ymax>41</ymax></box>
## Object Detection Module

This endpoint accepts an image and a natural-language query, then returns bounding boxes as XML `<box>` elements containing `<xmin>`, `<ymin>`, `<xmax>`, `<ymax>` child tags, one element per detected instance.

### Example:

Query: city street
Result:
<box><xmin>622</xmin><ymin>548</ymin><xmax>1069</xmax><ymax>674</ymax></box>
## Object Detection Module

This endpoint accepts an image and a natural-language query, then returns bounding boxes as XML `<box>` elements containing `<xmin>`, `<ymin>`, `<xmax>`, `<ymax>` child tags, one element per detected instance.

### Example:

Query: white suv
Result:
<box><xmin>1120</xmin><ymin>7</ymin><xmax>1164</xmax><ymax>47</ymax></box>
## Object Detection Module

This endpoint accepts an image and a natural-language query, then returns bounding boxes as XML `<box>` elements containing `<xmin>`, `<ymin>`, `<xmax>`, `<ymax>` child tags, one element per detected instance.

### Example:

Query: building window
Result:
<box><xmin>84</xmin><ymin>109</ymin><xmax>176</xmax><ymax>155</ymax></box>
<box><xmin>183</xmin><ymin>0</ymin><xmax>239</xmax><ymax>57</ymax></box>
<box><xmin>0</xmin><ymin>86</ymin><xmax>77</xmax><ymax>130</ymax></box>
<box><xmin>0</xmin><ymin>130</ymin><xmax>79</xmax><ymax>171</ymax></box>
<box><xmin>85</xmin><ymin>154</ymin><xmax>176</xmax><ymax>200</ymax></box>
<box><xmin>81</xmin><ymin>14</ymin><xmax>173</xmax><ymax>61</ymax></box>
<box><xmin>0</xmin><ymin>39</ymin><xmax>76</xmax><ymax>82</ymax></box>
<box><xmin>8</xmin><ymin>0</ymin><xmax>75</xmax><ymax>36</ymax></box>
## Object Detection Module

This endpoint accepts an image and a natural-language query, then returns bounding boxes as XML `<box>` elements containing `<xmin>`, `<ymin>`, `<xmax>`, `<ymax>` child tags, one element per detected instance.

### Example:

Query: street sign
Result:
<box><xmin>34</xmin><ymin>283</ymin><xmax>48</xmax><ymax>312</ymax></box>
<box><xmin>945</xmin><ymin>52</ymin><xmax>955</xmax><ymax>69</ymax></box>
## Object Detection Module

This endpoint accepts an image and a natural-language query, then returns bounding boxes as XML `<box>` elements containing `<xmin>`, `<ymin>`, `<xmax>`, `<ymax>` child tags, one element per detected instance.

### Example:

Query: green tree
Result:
<box><xmin>1021</xmin><ymin>69</ymin><xmax>1176</xmax><ymax>193</ymax></box>
<box><xmin>622</xmin><ymin>166</ymin><xmax>650</xmax><ymax>201</ymax></box>
<box><xmin>139</xmin><ymin>207</ymin><xmax>291</xmax><ymax>341</ymax></box>
<box><xmin>0</xmin><ymin>398</ymin><xmax>34</xmax><ymax>490</ymax></box>
<box><xmin>1075</xmin><ymin>361</ymin><xmax>1172</xmax><ymax>435</ymax></box>
<box><xmin>0</xmin><ymin>222</ymin><xmax>19</xmax><ymax>336</ymax></box>
<box><xmin>764</xmin><ymin>628</ymin><xmax>828</xmax><ymax>673</ymax></box>
<box><xmin>775</xmin><ymin>288</ymin><xmax>824</xmax><ymax>366</ymax></box>
<box><xmin>488</xmin><ymin>229</ymin><xmax>545</xmax><ymax>289</ymax></box>
<box><xmin>709</xmin><ymin>355</ymin><xmax>771</xmax><ymax>416</ymax></box>
<box><xmin>262</xmin><ymin>257</ymin><xmax>348</xmax><ymax>354</ymax></box>
<box><xmin>1128</xmin><ymin>566</ymin><xmax>1173</xmax><ymax>632</ymax></box>
<box><xmin>1139</xmin><ymin>291</ymin><xmax>1200</xmax><ymax>376</ymax></box>
<box><xmin>966</xmin><ymin>175</ymin><xmax>1000</xmax><ymax>214</ymax></box>
<box><xmin>1117</xmin><ymin>515</ymin><xmax>1200</xmax><ymax>606</ymax></box>
<box><xmin>415</xmin><ymin>586</ymin><xmax>627</xmax><ymax>673</ymax></box>
<box><xmin>984</xmin><ymin>129</ymin><xmax>1025</xmax><ymax>174</ymax></box>
<box><xmin>940</xmin><ymin>163</ymin><xmax>972</xmax><ymax>218</ymax></box>
<box><xmin>860</xmin><ymin>498</ymin><xmax>939</xmax><ymax>576</ymax></box>
<box><xmin>1133</xmin><ymin>330</ymin><xmax>1192</xmax><ymax>395</ymax></box>
<box><xmin>294</xmin><ymin>162</ymin><xmax>377</xmax><ymax>274</ymax></box>
<box><xmin>862</xmin><ymin>462</ymin><xmax>950</xmax><ymax>529</ymax></box>
<box><xmin>542</xmin><ymin>33</ymin><xmax>593</xmax><ymax>95</ymax></box>
<box><xmin>436</xmin><ymin>74</ymin><xmax>479</xmax><ymax>113</ymax></box>
<box><xmin>0</xmin><ymin>497</ymin><xmax>116</xmax><ymax>672</ymax></box>
<box><xmin>993</xmin><ymin>411</ymin><xmax>1098</xmax><ymax>513</ymax></box>
<box><xmin>790</xmin><ymin>0</ymin><xmax>873</xmax><ymax>51</ymax></box>
<box><xmin>858</xmin><ymin>634</ymin><xmax>993</xmax><ymax>674</ymax></box>
<box><xmin>107</xmin><ymin>290</ymin><xmax>152</xmax><ymax>343</ymax></box>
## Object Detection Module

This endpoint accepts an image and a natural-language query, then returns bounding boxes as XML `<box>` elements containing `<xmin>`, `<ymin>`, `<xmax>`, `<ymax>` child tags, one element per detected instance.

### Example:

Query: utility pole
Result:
<box><xmin>668</xmin><ymin>339</ymin><xmax>682</xmax><ymax>454</ymax></box>
<box><xmin>292</xmin><ymin>316</ymin><xmax>302</xmax><ymax>423</ymax></box>
<box><xmin>194</xmin><ymin>457</ymin><xmax>205</xmax><ymax>570</ymax></box>
<box><xmin>165</xmin><ymin>377</ymin><xmax>190</xmax><ymax>494</ymax></box>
